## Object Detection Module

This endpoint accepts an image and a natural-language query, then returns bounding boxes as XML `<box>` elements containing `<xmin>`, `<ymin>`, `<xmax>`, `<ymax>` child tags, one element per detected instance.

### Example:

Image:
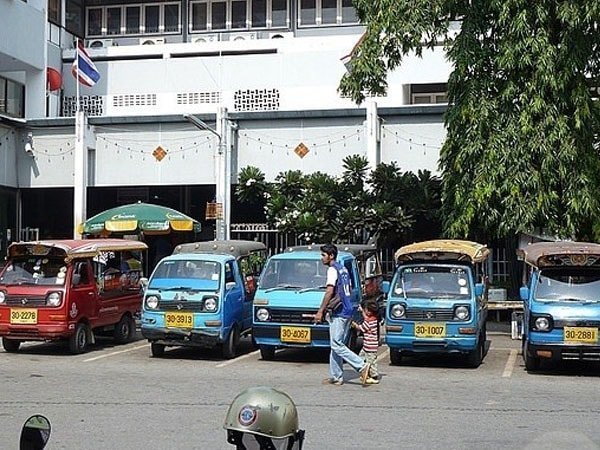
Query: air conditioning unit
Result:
<box><xmin>228</xmin><ymin>32</ymin><xmax>258</xmax><ymax>42</ymax></box>
<box><xmin>192</xmin><ymin>33</ymin><xmax>220</xmax><ymax>43</ymax></box>
<box><xmin>139</xmin><ymin>37</ymin><xmax>166</xmax><ymax>45</ymax></box>
<box><xmin>268</xmin><ymin>32</ymin><xmax>293</xmax><ymax>39</ymax></box>
<box><xmin>86</xmin><ymin>39</ymin><xmax>114</xmax><ymax>48</ymax></box>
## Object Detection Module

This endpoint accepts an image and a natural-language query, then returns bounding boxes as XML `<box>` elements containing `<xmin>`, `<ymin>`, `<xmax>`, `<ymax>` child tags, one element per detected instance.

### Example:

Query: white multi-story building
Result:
<box><xmin>0</xmin><ymin>0</ymin><xmax>451</xmax><ymax>254</ymax></box>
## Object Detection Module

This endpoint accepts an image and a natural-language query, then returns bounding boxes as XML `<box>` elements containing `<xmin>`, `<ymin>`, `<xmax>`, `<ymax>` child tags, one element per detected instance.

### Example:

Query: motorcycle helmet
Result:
<box><xmin>224</xmin><ymin>386</ymin><xmax>305</xmax><ymax>450</ymax></box>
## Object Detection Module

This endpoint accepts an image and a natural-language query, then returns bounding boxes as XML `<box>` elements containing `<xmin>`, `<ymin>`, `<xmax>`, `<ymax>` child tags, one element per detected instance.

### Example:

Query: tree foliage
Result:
<box><xmin>236</xmin><ymin>156</ymin><xmax>442</xmax><ymax>245</ymax></box>
<box><xmin>340</xmin><ymin>1</ymin><xmax>600</xmax><ymax>240</ymax></box>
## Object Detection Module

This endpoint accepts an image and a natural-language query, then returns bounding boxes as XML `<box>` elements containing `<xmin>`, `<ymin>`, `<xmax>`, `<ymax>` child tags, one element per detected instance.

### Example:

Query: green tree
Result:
<box><xmin>236</xmin><ymin>157</ymin><xmax>441</xmax><ymax>245</ymax></box>
<box><xmin>340</xmin><ymin>1</ymin><xmax>600</xmax><ymax>240</ymax></box>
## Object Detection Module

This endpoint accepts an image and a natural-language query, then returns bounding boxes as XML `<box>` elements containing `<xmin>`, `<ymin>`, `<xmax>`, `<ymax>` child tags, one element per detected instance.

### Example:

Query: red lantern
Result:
<box><xmin>46</xmin><ymin>67</ymin><xmax>62</xmax><ymax>92</ymax></box>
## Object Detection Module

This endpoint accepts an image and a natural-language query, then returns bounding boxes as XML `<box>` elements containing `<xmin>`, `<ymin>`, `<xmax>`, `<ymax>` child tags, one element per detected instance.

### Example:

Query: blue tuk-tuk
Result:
<box><xmin>519</xmin><ymin>241</ymin><xmax>600</xmax><ymax>371</ymax></box>
<box><xmin>384</xmin><ymin>240</ymin><xmax>490</xmax><ymax>368</ymax></box>
<box><xmin>141</xmin><ymin>240</ymin><xmax>267</xmax><ymax>359</ymax></box>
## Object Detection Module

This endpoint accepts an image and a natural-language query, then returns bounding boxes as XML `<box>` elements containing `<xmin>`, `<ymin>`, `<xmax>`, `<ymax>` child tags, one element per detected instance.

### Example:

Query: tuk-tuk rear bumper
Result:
<box><xmin>527</xmin><ymin>342</ymin><xmax>600</xmax><ymax>362</ymax></box>
<box><xmin>141</xmin><ymin>326</ymin><xmax>221</xmax><ymax>348</ymax></box>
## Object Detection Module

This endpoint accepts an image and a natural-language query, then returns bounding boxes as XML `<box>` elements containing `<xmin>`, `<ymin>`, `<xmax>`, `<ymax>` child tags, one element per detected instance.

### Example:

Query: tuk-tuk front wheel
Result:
<box><xmin>114</xmin><ymin>314</ymin><xmax>135</xmax><ymax>344</ymax></box>
<box><xmin>69</xmin><ymin>322</ymin><xmax>90</xmax><ymax>354</ymax></box>
<box><xmin>151</xmin><ymin>342</ymin><xmax>165</xmax><ymax>357</ymax></box>
<box><xmin>260</xmin><ymin>345</ymin><xmax>276</xmax><ymax>360</ymax></box>
<box><xmin>222</xmin><ymin>326</ymin><xmax>240</xmax><ymax>359</ymax></box>
<box><xmin>2</xmin><ymin>338</ymin><xmax>21</xmax><ymax>353</ymax></box>
<box><xmin>524</xmin><ymin>343</ymin><xmax>540</xmax><ymax>372</ymax></box>
<box><xmin>465</xmin><ymin>334</ymin><xmax>484</xmax><ymax>368</ymax></box>
<box><xmin>389</xmin><ymin>349</ymin><xmax>402</xmax><ymax>365</ymax></box>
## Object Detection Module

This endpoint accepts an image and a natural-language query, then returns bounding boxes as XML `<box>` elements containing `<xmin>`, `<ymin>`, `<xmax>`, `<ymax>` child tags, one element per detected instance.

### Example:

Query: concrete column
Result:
<box><xmin>25</xmin><ymin>69</ymin><xmax>47</xmax><ymax>118</ymax></box>
<box><xmin>215</xmin><ymin>106</ymin><xmax>229</xmax><ymax>240</ymax></box>
<box><xmin>73</xmin><ymin>111</ymin><xmax>87</xmax><ymax>238</ymax></box>
<box><xmin>365</xmin><ymin>99</ymin><xmax>381</xmax><ymax>172</ymax></box>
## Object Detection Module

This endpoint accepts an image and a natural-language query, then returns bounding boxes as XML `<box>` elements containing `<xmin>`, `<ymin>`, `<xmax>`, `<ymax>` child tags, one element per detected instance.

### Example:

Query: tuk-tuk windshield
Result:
<box><xmin>259</xmin><ymin>258</ymin><xmax>329</xmax><ymax>290</ymax></box>
<box><xmin>393</xmin><ymin>266</ymin><xmax>471</xmax><ymax>299</ymax></box>
<box><xmin>149</xmin><ymin>259</ymin><xmax>221</xmax><ymax>291</ymax></box>
<box><xmin>534</xmin><ymin>267</ymin><xmax>600</xmax><ymax>303</ymax></box>
<box><xmin>0</xmin><ymin>256</ymin><xmax>67</xmax><ymax>286</ymax></box>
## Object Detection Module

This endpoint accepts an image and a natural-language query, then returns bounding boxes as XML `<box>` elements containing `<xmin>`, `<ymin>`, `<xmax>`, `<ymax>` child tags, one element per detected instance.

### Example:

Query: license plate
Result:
<box><xmin>165</xmin><ymin>312</ymin><xmax>193</xmax><ymax>329</ymax></box>
<box><xmin>414</xmin><ymin>322</ymin><xmax>446</xmax><ymax>338</ymax></box>
<box><xmin>564</xmin><ymin>326</ymin><xmax>598</xmax><ymax>344</ymax></box>
<box><xmin>280</xmin><ymin>326</ymin><xmax>311</xmax><ymax>344</ymax></box>
<box><xmin>10</xmin><ymin>308</ymin><xmax>38</xmax><ymax>325</ymax></box>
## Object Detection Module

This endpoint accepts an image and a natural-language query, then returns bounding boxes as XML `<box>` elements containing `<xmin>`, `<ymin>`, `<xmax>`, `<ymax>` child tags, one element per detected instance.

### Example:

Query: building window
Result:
<box><xmin>231</xmin><ymin>0</ymin><xmax>247</xmax><ymax>29</ymax></box>
<box><xmin>126</xmin><ymin>6</ymin><xmax>141</xmax><ymax>34</ymax></box>
<box><xmin>321</xmin><ymin>0</ymin><xmax>337</xmax><ymax>24</ymax></box>
<box><xmin>144</xmin><ymin>5</ymin><xmax>160</xmax><ymax>33</ymax></box>
<box><xmin>299</xmin><ymin>0</ymin><xmax>316</xmax><ymax>26</ymax></box>
<box><xmin>164</xmin><ymin>3</ymin><xmax>180</xmax><ymax>32</ymax></box>
<box><xmin>48</xmin><ymin>0</ymin><xmax>61</xmax><ymax>25</ymax></box>
<box><xmin>341</xmin><ymin>0</ymin><xmax>357</xmax><ymax>23</ymax></box>
<box><xmin>0</xmin><ymin>77</ymin><xmax>25</xmax><ymax>119</ymax></box>
<box><xmin>271</xmin><ymin>0</ymin><xmax>288</xmax><ymax>27</ymax></box>
<box><xmin>409</xmin><ymin>83</ymin><xmax>448</xmax><ymax>105</ymax></box>
<box><xmin>298</xmin><ymin>0</ymin><xmax>358</xmax><ymax>26</ymax></box>
<box><xmin>190</xmin><ymin>2</ymin><xmax>208</xmax><ymax>31</ymax></box>
<box><xmin>87</xmin><ymin>8</ymin><xmax>103</xmax><ymax>36</ymax></box>
<box><xmin>189</xmin><ymin>0</ymin><xmax>288</xmax><ymax>32</ymax></box>
<box><xmin>107</xmin><ymin>7</ymin><xmax>122</xmax><ymax>35</ymax></box>
<box><xmin>251</xmin><ymin>0</ymin><xmax>266</xmax><ymax>27</ymax></box>
<box><xmin>66</xmin><ymin>0</ymin><xmax>84</xmax><ymax>37</ymax></box>
<box><xmin>212</xmin><ymin>1</ymin><xmax>227</xmax><ymax>30</ymax></box>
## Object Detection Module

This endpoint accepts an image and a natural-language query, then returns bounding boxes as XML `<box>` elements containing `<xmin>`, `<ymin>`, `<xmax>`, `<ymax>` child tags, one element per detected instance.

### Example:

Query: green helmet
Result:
<box><xmin>224</xmin><ymin>386</ymin><xmax>305</xmax><ymax>449</ymax></box>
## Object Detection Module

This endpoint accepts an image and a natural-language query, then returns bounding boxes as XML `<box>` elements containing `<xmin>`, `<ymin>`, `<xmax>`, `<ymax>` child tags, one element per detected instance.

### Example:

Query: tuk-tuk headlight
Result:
<box><xmin>454</xmin><ymin>306</ymin><xmax>470</xmax><ymax>321</ymax></box>
<box><xmin>145</xmin><ymin>295</ymin><xmax>159</xmax><ymax>310</ymax></box>
<box><xmin>204</xmin><ymin>296</ymin><xmax>218</xmax><ymax>312</ymax></box>
<box><xmin>390</xmin><ymin>304</ymin><xmax>406</xmax><ymax>319</ymax></box>
<box><xmin>534</xmin><ymin>316</ymin><xmax>551</xmax><ymax>331</ymax></box>
<box><xmin>0</xmin><ymin>291</ymin><xmax>5</xmax><ymax>304</ymax></box>
<box><xmin>256</xmin><ymin>308</ymin><xmax>270</xmax><ymax>322</ymax></box>
<box><xmin>46</xmin><ymin>292</ymin><xmax>63</xmax><ymax>307</ymax></box>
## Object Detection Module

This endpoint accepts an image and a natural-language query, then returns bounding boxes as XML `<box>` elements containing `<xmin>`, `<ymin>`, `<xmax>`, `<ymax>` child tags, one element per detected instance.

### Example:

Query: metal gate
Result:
<box><xmin>230</xmin><ymin>223</ymin><xmax>302</xmax><ymax>256</ymax></box>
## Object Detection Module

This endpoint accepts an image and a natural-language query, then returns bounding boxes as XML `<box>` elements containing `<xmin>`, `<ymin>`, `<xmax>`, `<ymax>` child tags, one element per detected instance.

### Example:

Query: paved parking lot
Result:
<box><xmin>1</xmin><ymin>328</ymin><xmax>599</xmax><ymax>449</ymax></box>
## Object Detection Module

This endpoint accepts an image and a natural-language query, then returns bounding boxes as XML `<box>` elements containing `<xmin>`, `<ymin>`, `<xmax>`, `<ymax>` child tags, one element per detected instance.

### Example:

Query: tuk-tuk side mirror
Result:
<box><xmin>474</xmin><ymin>283</ymin><xmax>484</xmax><ymax>297</ymax></box>
<box><xmin>382</xmin><ymin>281</ymin><xmax>390</xmax><ymax>295</ymax></box>
<box><xmin>225</xmin><ymin>281</ymin><xmax>237</xmax><ymax>291</ymax></box>
<box><xmin>520</xmin><ymin>286</ymin><xmax>530</xmax><ymax>301</ymax></box>
<box><xmin>140</xmin><ymin>277</ymin><xmax>148</xmax><ymax>289</ymax></box>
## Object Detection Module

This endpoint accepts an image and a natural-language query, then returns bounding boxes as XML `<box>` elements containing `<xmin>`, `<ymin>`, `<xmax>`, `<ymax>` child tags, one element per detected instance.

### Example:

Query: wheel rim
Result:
<box><xmin>78</xmin><ymin>328</ymin><xmax>86</xmax><ymax>348</ymax></box>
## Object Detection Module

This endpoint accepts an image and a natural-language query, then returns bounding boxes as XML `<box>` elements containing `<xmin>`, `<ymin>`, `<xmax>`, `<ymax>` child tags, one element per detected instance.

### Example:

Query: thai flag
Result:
<box><xmin>71</xmin><ymin>40</ymin><xmax>100</xmax><ymax>87</ymax></box>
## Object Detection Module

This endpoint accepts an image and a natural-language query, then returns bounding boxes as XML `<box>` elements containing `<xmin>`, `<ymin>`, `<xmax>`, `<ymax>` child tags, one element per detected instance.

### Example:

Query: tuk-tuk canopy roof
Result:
<box><xmin>395</xmin><ymin>239</ymin><xmax>490</xmax><ymax>264</ymax></box>
<box><xmin>173</xmin><ymin>240</ymin><xmax>266</xmax><ymax>258</ymax></box>
<box><xmin>517</xmin><ymin>241</ymin><xmax>600</xmax><ymax>268</ymax></box>
<box><xmin>285</xmin><ymin>243</ymin><xmax>377</xmax><ymax>258</ymax></box>
<box><xmin>7</xmin><ymin>239</ymin><xmax>148</xmax><ymax>262</ymax></box>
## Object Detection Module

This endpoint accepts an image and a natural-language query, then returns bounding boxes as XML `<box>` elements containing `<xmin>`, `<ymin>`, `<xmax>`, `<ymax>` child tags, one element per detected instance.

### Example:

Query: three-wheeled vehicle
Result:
<box><xmin>519</xmin><ymin>241</ymin><xmax>600</xmax><ymax>371</ymax></box>
<box><xmin>141</xmin><ymin>240</ymin><xmax>267</xmax><ymax>358</ymax></box>
<box><xmin>252</xmin><ymin>243</ymin><xmax>382</xmax><ymax>360</ymax></box>
<box><xmin>384</xmin><ymin>239</ymin><xmax>490</xmax><ymax>367</ymax></box>
<box><xmin>0</xmin><ymin>239</ymin><xmax>147</xmax><ymax>354</ymax></box>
